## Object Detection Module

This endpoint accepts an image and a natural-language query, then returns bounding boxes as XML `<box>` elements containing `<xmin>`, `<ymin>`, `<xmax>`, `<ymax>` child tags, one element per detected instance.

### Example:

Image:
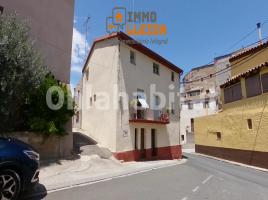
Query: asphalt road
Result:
<box><xmin>26</xmin><ymin>153</ymin><xmax>268</xmax><ymax>200</ymax></box>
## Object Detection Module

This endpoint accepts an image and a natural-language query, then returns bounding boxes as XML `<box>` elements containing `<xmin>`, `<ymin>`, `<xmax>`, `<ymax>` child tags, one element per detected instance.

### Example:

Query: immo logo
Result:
<box><xmin>106</xmin><ymin>7</ymin><xmax>167</xmax><ymax>36</ymax></box>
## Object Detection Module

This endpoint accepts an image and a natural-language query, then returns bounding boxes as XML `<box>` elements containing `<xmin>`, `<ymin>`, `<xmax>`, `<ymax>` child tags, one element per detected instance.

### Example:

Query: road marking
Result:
<box><xmin>192</xmin><ymin>186</ymin><xmax>200</xmax><ymax>192</ymax></box>
<box><xmin>117</xmin><ymin>169</ymin><xmax>151</xmax><ymax>177</ymax></box>
<box><xmin>47</xmin><ymin>178</ymin><xmax>113</xmax><ymax>193</ymax></box>
<box><xmin>181</xmin><ymin>196</ymin><xmax>188</xmax><ymax>200</ymax></box>
<box><xmin>47</xmin><ymin>162</ymin><xmax>186</xmax><ymax>193</ymax></box>
<box><xmin>202</xmin><ymin>175</ymin><xmax>213</xmax><ymax>184</ymax></box>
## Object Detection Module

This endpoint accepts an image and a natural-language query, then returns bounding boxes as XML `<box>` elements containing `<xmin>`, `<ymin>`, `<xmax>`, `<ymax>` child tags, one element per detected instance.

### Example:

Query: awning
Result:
<box><xmin>137</xmin><ymin>98</ymin><xmax>149</xmax><ymax>109</ymax></box>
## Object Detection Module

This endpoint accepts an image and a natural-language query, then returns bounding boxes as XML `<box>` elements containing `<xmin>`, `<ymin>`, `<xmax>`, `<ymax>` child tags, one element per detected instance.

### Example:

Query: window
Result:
<box><xmin>86</xmin><ymin>69</ymin><xmax>89</xmax><ymax>81</ymax></box>
<box><xmin>188</xmin><ymin>101</ymin><xmax>193</xmax><ymax>110</ymax></box>
<box><xmin>171</xmin><ymin>102</ymin><xmax>175</xmax><ymax>114</ymax></box>
<box><xmin>261</xmin><ymin>73</ymin><xmax>268</xmax><ymax>93</ymax></box>
<box><xmin>154</xmin><ymin>95</ymin><xmax>159</xmax><ymax>106</ymax></box>
<box><xmin>166</xmin><ymin>109</ymin><xmax>169</xmax><ymax>114</ymax></box>
<box><xmin>203</xmin><ymin>98</ymin><xmax>209</xmax><ymax>108</ymax></box>
<box><xmin>130</xmin><ymin>50</ymin><xmax>136</xmax><ymax>65</ymax></box>
<box><xmin>206</xmin><ymin>89</ymin><xmax>210</xmax><ymax>94</ymax></box>
<box><xmin>137</xmin><ymin>89</ymin><xmax>145</xmax><ymax>99</ymax></box>
<box><xmin>224</xmin><ymin>82</ymin><xmax>242</xmax><ymax>103</ymax></box>
<box><xmin>191</xmin><ymin>118</ymin><xmax>194</xmax><ymax>132</ymax></box>
<box><xmin>0</xmin><ymin>6</ymin><xmax>3</xmax><ymax>14</ymax></box>
<box><xmin>153</xmin><ymin>63</ymin><xmax>159</xmax><ymax>75</ymax></box>
<box><xmin>188</xmin><ymin>90</ymin><xmax>200</xmax><ymax>97</ymax></box>
<box><xmin>90</xmin><ymin>97</ymin><xmax>93</xmax><ymax>106</ymax></box>
<box><xmin>247</xmin><ymin>119</ymin><xmax>253</xmax><ymax>130</ymax></box>
<box><xmin>76</xmin><ymin>112</ymin><xmax>79</xmax><ymax>123</ymax></box>
<box><xmin>171</xmin><ymin>72</ymin><xmax>175</xmax><ymax>81</ymax></box>
<box><xmin>216</xmin><ymin>132</ymin><xmax>221</xmax><ymax>141</ymax></box>
<box><xmin>245</xmin><ymin>74</ymin><xmax>261</xmax><ymax>98</ymax></box>
<box><xmin>181</xmin><ymin>135</ymin><xmax>185</xmax><ymax>141</ymax></box>
<box><xmin>134</xmin><ymin>128</ymin><xmax>138</xmax><ymax>150</ymax></box>
<box><xmin>94</xmin><ymin>94</ymin><xmax>96</xmax><ymax>101</ymax></box>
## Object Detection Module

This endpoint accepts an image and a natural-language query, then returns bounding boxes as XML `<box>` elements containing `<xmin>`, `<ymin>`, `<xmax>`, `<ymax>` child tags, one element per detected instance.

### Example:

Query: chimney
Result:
<box><xmin>257</xmin><ymin>23</ymin><xmax>263</xmax><ymax>44</ymax></box>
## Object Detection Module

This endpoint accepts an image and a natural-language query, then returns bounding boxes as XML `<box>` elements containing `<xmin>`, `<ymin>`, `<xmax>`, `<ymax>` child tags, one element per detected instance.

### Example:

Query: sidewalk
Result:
<box><xmin>40</xmin><ymin>155</ymin><xmax>186</xmax><ymax>191</ymax></box>
<box><xmin>38</xmin><ymin>131</ymin><xmax>187</xmax><ymax>191</ymax></box>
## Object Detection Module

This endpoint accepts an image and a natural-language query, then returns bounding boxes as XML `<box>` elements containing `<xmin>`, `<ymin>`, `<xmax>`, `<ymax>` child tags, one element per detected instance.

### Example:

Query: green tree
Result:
<box><xmin>0</xmin><ymin>13</ymin><xmax>47</xmax><ymax>132</ymax></box>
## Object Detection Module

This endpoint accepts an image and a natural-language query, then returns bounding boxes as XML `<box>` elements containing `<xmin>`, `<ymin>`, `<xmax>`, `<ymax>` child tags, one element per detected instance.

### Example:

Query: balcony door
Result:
<box><xmin>137</xmin><ymin>89</ymin><xmax>146</xmax><ymax>119</ymax></box>
<box><xmin>153</xmin><ymin>95</ymin><xmax>160</xmax><ymax>120</ymax></box>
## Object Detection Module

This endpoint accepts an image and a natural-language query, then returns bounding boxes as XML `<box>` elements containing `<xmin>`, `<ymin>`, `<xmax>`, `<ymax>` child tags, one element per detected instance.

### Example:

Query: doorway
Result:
<box><xmin>151</xmin><ymin>129</ymin><xmax>157</xmax><ymax>157</ymax></box>
<box><xmin>191</xmin><ymin>118</ymin><xmax>194</xmax><ymax>133</ymax></box>
<box><xmin>140</xmin><ymin>128</ymin><xmax>146</xmax><ymax>159</ymax></box>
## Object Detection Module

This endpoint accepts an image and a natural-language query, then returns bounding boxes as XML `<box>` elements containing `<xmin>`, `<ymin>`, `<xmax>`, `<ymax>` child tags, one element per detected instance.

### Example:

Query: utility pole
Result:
<box><xmin>83</xmin><ymin>16</ymin><xmax>90</xmax><ymax>53</ymax></box>
<box><xmin>257</xmin><ymin>22</ymin><xmax>263</xmax><ymax>44</ymax></box>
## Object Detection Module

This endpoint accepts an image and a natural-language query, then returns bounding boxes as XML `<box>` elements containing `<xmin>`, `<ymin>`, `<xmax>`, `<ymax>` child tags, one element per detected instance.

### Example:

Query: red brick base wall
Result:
<box><xmin>113</xmin><ymin>145</ymin><xmax>182</xmax><ymax>162</ymax></box>
<box><xmin>196</xmin><ymin>145</ymin><xmax>268</xmax><ymax>169</ymax></box>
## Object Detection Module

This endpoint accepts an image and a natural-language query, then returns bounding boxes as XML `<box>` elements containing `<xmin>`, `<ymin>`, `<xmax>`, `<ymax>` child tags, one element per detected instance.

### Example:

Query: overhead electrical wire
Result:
<box><xmin>180</xmin><ymin>22</ymin><xmax>268</xmax><ymax>85</ymax></box>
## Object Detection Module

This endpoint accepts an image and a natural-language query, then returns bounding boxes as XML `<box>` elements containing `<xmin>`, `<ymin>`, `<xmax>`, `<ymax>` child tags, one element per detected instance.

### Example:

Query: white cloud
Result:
<box><xmin>72</xmin><ymin>65</ymin><xmax>83</xmax><ymax>74</ymax></box>
<box><xmin>71</xmin><ymin>27</ymin><xmax>89</xmax><ymax>74</ymax></box>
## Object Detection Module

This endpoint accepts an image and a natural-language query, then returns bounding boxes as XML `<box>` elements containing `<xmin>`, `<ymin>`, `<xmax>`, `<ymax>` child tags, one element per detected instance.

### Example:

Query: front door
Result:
<box><xmin>151</xmin><ymin>129</ymin><xmax>157</xmax><ymax>157</ymax></box>
<box><xmin>140</xmin><ymin>128</ymin><xmax>146</xmax><ymax>159</ymax></box>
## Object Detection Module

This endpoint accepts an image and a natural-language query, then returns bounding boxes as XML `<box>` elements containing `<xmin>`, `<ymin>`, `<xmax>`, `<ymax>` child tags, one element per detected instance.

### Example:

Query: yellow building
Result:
<box><xmin>195</xmin><ymin>41</ymin><xmax>268</xmax><ymax>169</ymax></box>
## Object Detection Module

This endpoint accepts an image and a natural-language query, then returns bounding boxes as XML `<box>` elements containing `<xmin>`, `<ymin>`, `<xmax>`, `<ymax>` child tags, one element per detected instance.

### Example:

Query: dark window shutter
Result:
<box><xmin>261</xmin><ymin>73</ymin><xmax>268</xmax><ymax>93</ymax></box>
<box><xmin>246</xmin><ymin>74</ymin><xmax>262</xmax><ymax>97</ymax></box>
<box><xmin>224</xmin><ymin>86</ymin><xmax>231</xmax><ymax>103</ymax></box>
<box><xmin>224</xmin><ymin>82</ymin><xmax>242</xmax><ymax>103</ymax></box>
<box><xmin>0</xmin><ymin>6</ymin><xmax>3</xmax><ymax>14</ymax></box>
<box><xmin>232</xmin><ymin>82</ymin><xmax>242</xmax><ymax>101</ymax></box>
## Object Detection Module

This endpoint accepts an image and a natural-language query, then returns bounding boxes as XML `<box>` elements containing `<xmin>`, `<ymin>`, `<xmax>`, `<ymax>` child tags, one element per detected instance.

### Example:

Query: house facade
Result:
<box><xmin>195</xmin><ymin>40</ymin><xmax>268</xmax><ymax>169</ymax></box>
<box><xmin>77</xmin><ymin>32</ymin><xmax>183</xmax><ymax>161</ymax></box>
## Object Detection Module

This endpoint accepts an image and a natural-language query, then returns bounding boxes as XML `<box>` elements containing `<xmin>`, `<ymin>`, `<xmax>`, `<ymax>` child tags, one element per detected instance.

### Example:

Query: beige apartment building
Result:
<box><xmin>75</xmin><ymin>32</ymin><xmax>183</xmax><ymax>161</ymax></box>
<box><xmin>180</xmin><ymin>54</ymin><xmax>233</xmax><ymax>146</ymax></box>
<box><xmin>0</xmin><ymin>0</ymin><xmax>75</xmax><ymax>157</ymax></box>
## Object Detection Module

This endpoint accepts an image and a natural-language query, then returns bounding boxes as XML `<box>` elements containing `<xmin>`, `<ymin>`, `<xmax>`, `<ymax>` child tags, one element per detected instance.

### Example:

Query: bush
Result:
<box><xmin>28</xmin><ymin>74</ymin><xmax>74</xmax><ymax>136</ymax></box>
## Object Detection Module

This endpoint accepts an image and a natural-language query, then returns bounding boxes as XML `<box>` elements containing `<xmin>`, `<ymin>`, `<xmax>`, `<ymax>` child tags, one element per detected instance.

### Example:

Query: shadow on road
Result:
<box><xmin>73</xmin><ymin>132</ymin><xmax>97</xmax><ymax>153</ymax></box>
<box><xmin>22</xmin><ymin>183</ymin><xmax>47</xmax><ymax>200</ymax></box>
<box><xmin>73</xmin><ymin>132</ymin><xmax>113</xmax><ymax>159</ymax></box>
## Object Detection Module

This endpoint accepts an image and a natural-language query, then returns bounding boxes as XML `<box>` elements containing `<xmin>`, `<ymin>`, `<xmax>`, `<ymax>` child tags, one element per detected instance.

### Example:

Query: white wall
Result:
<box><xmin>180</xmin><ymin>99</ymin><xmax>217</xmax><ymax>144</ymax></box>
<box><xmin>81</xmin><ymin>38</ymin><xmax>119</xmax><ymax>151</ymax></box>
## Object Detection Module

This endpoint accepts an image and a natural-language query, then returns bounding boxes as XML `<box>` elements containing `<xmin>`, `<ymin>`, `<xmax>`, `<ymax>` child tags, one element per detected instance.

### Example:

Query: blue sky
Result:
<box><xmin>71</xmin><ymin>0</ymin><xmax>268</xmax><ymax>89</ymax></box>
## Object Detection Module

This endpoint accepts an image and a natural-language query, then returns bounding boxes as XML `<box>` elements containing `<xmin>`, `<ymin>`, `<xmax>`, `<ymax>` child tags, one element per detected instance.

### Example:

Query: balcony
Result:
<box><xmin>129</xmin><ymin>109</ymin><xmax>170</xmax><ymax>124</ymax></box>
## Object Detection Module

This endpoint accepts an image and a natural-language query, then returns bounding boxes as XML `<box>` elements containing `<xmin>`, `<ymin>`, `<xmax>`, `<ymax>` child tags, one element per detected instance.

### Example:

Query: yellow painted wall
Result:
<box><xmin>195</xmin><ymin>68</ymin><xmax>268</xmax><ymax>153</ymax></box>
<box><xmin>230</xmin><ymin>46</ymin><xmax>268</xmax><ymax>77</ymax></box>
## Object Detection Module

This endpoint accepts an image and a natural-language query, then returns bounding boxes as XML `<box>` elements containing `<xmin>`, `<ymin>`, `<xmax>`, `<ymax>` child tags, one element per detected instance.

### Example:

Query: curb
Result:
<box><xmin>192</xmin><ymin>152</ymin><xmax>268</xmax><ymax>172</ymax></box>
<box><xmin>45</xmin><ymin>159</ymin><xmax>187</xmax><ymax>193</ymax></box>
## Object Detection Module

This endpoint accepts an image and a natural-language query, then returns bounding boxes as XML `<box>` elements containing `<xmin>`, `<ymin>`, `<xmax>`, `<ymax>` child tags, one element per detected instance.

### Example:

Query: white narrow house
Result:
<box><xmin>79</xmin><ymin>32</ymin><xmax>183</xmax><ymax>161</ymax></box>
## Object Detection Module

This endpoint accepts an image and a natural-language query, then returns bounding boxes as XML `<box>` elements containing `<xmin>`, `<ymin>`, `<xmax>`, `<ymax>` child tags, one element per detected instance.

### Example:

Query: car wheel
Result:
<box><xmin>0</xmin><ymin>170</ymin><xmax>21</xmax><ymax>200</ymax></box>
